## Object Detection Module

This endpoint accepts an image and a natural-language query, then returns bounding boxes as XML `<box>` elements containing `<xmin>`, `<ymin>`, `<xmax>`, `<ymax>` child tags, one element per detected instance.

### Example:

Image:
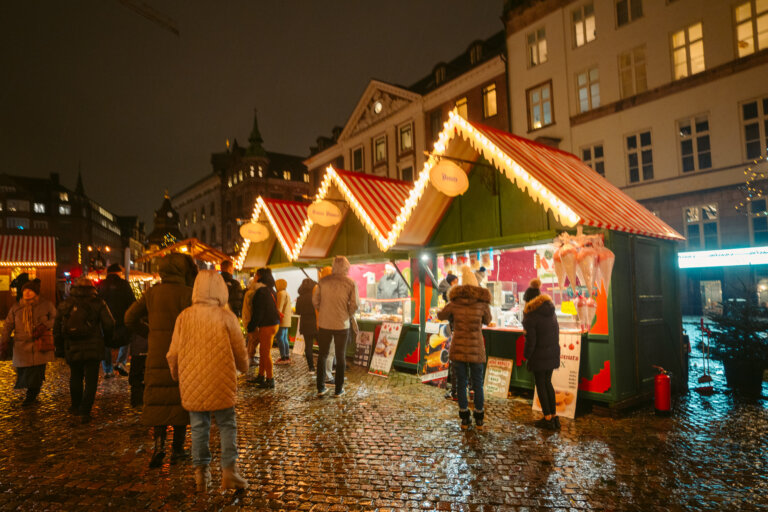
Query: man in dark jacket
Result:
<box><xmin>295</xmin><ymin>278</ymin><xmax>318</xmax><ymax>373</ymax></box>
<box><xmin>220</xmin><ymin>260</ymin><xmax>243</xmax><ymax>317</ymax></box>
<box><xmin>97</xmin><ymin>264</ymin><xmax>136</xmax><ymax>377</ymax></box>
<box><xmin>377</xmin><ymin>264</ymin><xmax>408</xmax><ymax>314</ymax></box>
<box><xmin>54</xmin><ymin>278</ymin><xmax>115</xmax><ymax>423</ymax></box>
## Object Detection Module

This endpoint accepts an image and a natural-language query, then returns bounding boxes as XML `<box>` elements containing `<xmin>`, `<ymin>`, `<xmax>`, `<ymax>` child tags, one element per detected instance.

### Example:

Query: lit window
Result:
<box><xmin>59</xmin><ymin>192</ymin><xmax>69</xmax><ymax>202</ymax></box>
<box><xmin>249</xmin><ymin>165</ymin><xmax>255</xmax><ymax>177</ymax></box>
<box><xmin>741</xmin><ymin>96</ymin><xmax>768</xmax><ymax>160</ymax></box>
<box><xmin>283</xmin><ymin>171</ymin><xmax>291</xmax><ymax>180</ymax></box>
<box><xmin>527</xmin><ymin>28</ymin><xmax>548</xmax><ymax>67</ymax></box>
<box><xmin>58</xmin><ymin>204</ymin><xmax>71</xmax><ymax>215</ymax></box>
<box><xmin>527</xmin><ymin>81</ymin><xmax>553</xmax><ymax>130</ymax></box>
<box><xmin>618</xmin><ymin>46</ymin><xmax>647</xmax><ymax>98</ymax></box>
<box><xmin>581</xmin><ymin>143</ymin><xmax>605</xmax><ymax>176</ymax></box>
<box><xmin>470</xmin><ymin>42</ymin><xmax>483</xmax><ymax>65</ymax></box>
<box><xmin>616</xmin><ymin>0</ymin><xmax>643</xmax><ymax>27</ymax></box>
<box><xmin>227</xmin><ymin>177</ymin><xmax>232</xmax><ymax>188</ymax></box>
<box><xmin>626</xmin><ymin>130</ymin><xmax>654</xmax><ymax>183</ymax></box>
<box><xmin>303</xmin><ymin>173</ymin><xmax>310</xmax><ymax>183</ymax></box>
<box><xmin>576</xmin><ymin>68</ymin><xmax>600</xmax><ymax>113</ymax></box>
<box><xmin>482</xmin><ymin>84</ymin><xmax>497</xmax><ymax>118</ymax></box>
<box><xmin>455</xmin><ymin>97</ymin><xmax>468</xmax><ymax>119</ymax></box>
<box><xmin>434</xmin><ymin>65</ymin><xmax>446</xmax><ymax>85</ymax></box>
<box><xmin>238</xmin><ymin>170</ymin><xmax>243</xmax><ymax>181</ymax></box>
<box><xmin>201</xmin><ymin>206</ymin><xmax>206</xmax><ymax>220</ymax></box>
<box><xmin>678</xmin><ymin>115</ymin><xmax>712</xmax><ymax>172</ymax></box>
<box><xmin>352</xmin><ymin>147</ymin><xmax>364</xmax><ymax>172</ymax></box>
<box><xmin>192</xmin><ymin>211</ymin><xmax>197</xmax><ymax>224</ymax></box>
<box><xmin>7</xmin><ymin>200</ymin><xmax>30</xmax><ymax>212</ymax></box>
<box><xmin>185</xmin><ymin>216</ymin><xmax>189</xmax><ymax>227</ymax></box>
<box><xmin>735</xmin><ymin>0</ymin><xmax>768</xmax><ymax>57</ymax></box>
<box><xmin>399</xmin><ymin>124</ymin><xmax>413</xmax><ymax>152</ymax></box>
<box><xmin>0</xmin><ymin>201</ymin><xmax>3</xmax><ymax>212</ymax></box>
<box><xmin>749</xmin><ymin>198</ymin><xmax>768</xmax><ymax>244</ymax></box>
<box><xmin>33</xmin><ymin>203</ymin><xmax>45</xmax><ymax>213</ymax></box>
<box><xmin>684</xmin><ymin>204</ymin><xmax>719</xmax><ymax>249</ymax></box>
<box><xmin>573</xmin><ymin>2</ymin><xmax>596</xmax><ymax>47</ymax></box>
<box><xmin>258</xmin><ymin>166</ymin><xmax>263</xmax><ymax>178</ymax></box>
<box><xmin>374</xmin><ymin>137</ymin><xmax>387</xmax><ymax>163</ymax></box>
<box><xmin>672</xmin><ymin>23</ymin><xmax>705</xmax><ymax>80</ymax></box>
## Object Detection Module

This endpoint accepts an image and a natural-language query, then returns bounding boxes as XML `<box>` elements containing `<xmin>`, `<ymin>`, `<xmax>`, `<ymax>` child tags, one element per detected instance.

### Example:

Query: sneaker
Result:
<box><xmin>317</xmin><ymin>388</ymin><xmax>329</xmax><ymax>396</ymax></box>
<box><xmin>308</xmin><ymin>368</ymin><xmax>316</xmax><ymax>375</ymax></box>
<box><xmin>334</xmin><ymin>389</ymin><xmax>346</xmax><ymax>397</ymax></box>
<box><xmin>114</xmin><ymin>364</ymin><xmax>128</xmax><ymax>377</ymax></box>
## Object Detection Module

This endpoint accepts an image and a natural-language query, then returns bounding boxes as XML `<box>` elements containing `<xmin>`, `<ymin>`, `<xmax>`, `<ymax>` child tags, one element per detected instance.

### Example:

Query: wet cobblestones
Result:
<box><xmin>0</xmin><ymin>347</ymin><xmax>765</xmax><ymax>511</ymax></box>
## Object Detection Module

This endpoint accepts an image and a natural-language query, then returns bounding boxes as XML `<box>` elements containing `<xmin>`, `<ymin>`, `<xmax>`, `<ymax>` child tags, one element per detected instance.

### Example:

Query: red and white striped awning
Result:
<box><xmin>261</xmin><ymin>198</ymin><xmax>310</xmax><ymax>252</ymax></box>
<box><xmin>0</xmin><ymin>235</ymin><xmax>56</xmax><ymax>264</ymax></box>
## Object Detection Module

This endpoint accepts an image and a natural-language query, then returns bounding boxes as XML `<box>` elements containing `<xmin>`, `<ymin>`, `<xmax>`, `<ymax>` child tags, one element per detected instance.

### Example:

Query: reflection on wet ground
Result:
<box><xmin>0</xmin><ymin>337</ymin><xmax>765</xmax><ymax>511</ymax></box>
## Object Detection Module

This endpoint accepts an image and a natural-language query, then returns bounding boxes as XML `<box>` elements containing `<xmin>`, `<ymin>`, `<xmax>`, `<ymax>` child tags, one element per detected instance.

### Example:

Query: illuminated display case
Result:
<box><xmin>356</xmin><ymin>297</ymin><xmax>411</xmax><ymax>324</ymax></box>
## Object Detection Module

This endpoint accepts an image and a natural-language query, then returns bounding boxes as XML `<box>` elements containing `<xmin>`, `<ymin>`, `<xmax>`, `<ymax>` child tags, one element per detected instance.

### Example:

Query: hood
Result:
<box><xmin>159</xmin><ymin>253</ymin><xmax>192</xmax><ymax>285</ymax></box>
<box><xmin>275</xmin><ymin>279</ymin><xmax>287</xmax><ymax>291</ymax></box>
<box><xmin>448</xmin><ymin>284</ymin><xmax>491</xmax><ymax>304</ymax></box>
<box><xmin>298</xmin><ymin>278</ymin><xmax>316</xmax><ymax>295</ymax></box>
<box><xmin>524</xmin><ymin>294</ymin><xmax>554</xmax><ymax>315</ymax></box>
<box><xmin>192</xmin><ymin>270</ymin><xmax>228</xmax><ymax>306</ymax></box>
<box><xmin>70</xmin><ymin>284</ymin><xmax>98</xmax><ymax>299</ymax></box>
<box><xmin>332</xmin><ymin>256</ymin><xmax>350</xmax><ymax>276</ymax></box>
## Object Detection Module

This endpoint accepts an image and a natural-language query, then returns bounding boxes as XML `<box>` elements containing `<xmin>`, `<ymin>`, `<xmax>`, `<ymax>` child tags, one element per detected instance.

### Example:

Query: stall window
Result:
<box><xmin>678</xmin><ymin>114</ymin><xmax>712</xmax><ymax>172</ymax></box>
<box><xmin>527</xmin><ymin>27</ymin><xmax>548</xmax><ymax>67</ymax></box>
<box><xmin>581</xmin><ymin>143</ymin><xmax>605</xmax><ymax>176</ymax></box>
<box><xmin>374</xmin><ymin>136</ymin><xmax>387</xmax><ymax>164</ymax></box>
<box><xmin>626</xmin><ymin>130</ymin><xmax>654</xmax><ymax>183</ymax></box>
<box><xmin>618</xmin><ymin>46</ymin><xmax>647</xmax><ymax>98</ymax></box>
<box><xmin>527</xmin><ymin>81</ymin><xmax>553</xmax><ymax>131</ymax></box>
<box><xmin>482</xmin><ymin>83</ymin><xmax>497</xmax><ymax>118</ymax></box>
<box><xmin>399</xmin><ymin>124</ymin><xmax>413</xmax><ymax>153</ymax></box>
<box><xmin>573</xmin><ymin>2</ymin><xmax>596</xmax><ymax>47</ymax></box>
<box><xmin>576</xmin><ymin>67</ymin><xmax>600</xmax><ymax>113</ymax></box>
<box><xmin>684</xmin><ymin>204</ymin><xmax>719</xmax><ymax>249</ymax></box>
<box><xmin>734</xmin><ymin>0</ymin><xmax>768</xmax><ymax>57</ymax></box>
<box><xmin>750</xmin><ymin>198</ymin><xmax>768</xmax><ymax>244</ymax></box>
<box><xmin>455</xmin><ymin>97</ymin><xmax>468</xmax><ymax>119</ymax></box>
<box><xmin>58</xmin><ymin>204</ymin><xmax>71</xmax><ymax>215</ymax></box>
<box><xmin>352</xmin><ymin>146</ymin><xmax>364</xmax><ymax>172</ymax></box>
<box><xmin>741</xmin><ymin>96</ymin><xmax>768</xmax><ymax>160</ymax></box>
<box><xmin>616</xmin><ymin>0</ymin><xmax>643</xmax><ymax>27</ymax></box>
<box><xmin>6</xmin><ymin>217</ymin><xmax>29</xmax><ymax>230</ymax></box>
<box><xmin>672</xmin><ymin>22</ymin><xmax>705</xmax><ymax>80</ymax></box>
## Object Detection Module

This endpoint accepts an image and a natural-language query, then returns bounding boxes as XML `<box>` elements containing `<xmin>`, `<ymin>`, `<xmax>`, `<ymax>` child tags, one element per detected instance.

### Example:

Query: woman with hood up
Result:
<box><xmin>295</xmin><ymin>277</ymin><xmax>318</xmax><ymax>372</ymax></box>
<box><xmin>522</xmin><ymin>278</ymin><xmax>561</xmax><ymax>430</ymax></box>
<box><xmin>167</xmin><ymin>270</ymin><xmax>249</xmax><ymax>492</ymax></box>
<box><xmin>125</xmin><ymin>253</ymin><xmax>196</xmax><ymax>468</ymax></box>
<box><xmin>274</xmin><ymin>279</ymin><xmax>293</xmax><ymax>364</ymax></box>
<box><xmin>437</xmin><ymin>265</ymin><xmax>491</xmax><ymax>430</ymax></box>
<box><xmin>241</xmin><ymin>274</ymin><xmax>262</xmax><ymax>369</ymax></box>
<box><xmin>246</xmin><ymin>267</ymin><xmax>280</xmax><ymax>389</ymax></box>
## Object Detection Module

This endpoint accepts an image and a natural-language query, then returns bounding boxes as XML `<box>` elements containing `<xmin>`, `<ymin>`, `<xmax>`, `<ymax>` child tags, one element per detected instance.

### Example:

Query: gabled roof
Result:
<box><xmin>337</xmin><ymin>80</ymin><xmax>421</xmax><ymax>142</ymax></box>
<box><xmin>235</xmin><ymin>198</ymin><xmax>312</xmax><ymax>268</ymax></box>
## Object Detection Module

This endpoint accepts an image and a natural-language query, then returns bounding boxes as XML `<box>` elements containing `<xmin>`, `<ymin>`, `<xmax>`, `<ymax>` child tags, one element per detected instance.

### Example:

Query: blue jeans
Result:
<box><xmin>277</xmin><ymin>327</ymin><xmax>290</xmax><ymax>359</ymax></box>
<box><xmin>116</xmin><ymin>345</ymin><xmax>128</xmax><ymax>365</ymax></box>
<box><xmin>454</xmin><ymin>361</ymin><xmax>485</xmax><ymax>412</ymax></box>
<box><xmin>189</xmin><ymin>407</ymin><xmax>238</xmax><ymax>468</ymax></box>
<box><xmin>102</xmin><ymin>346</ymin><xmax>129</xmax><ymax>373</ymax></box>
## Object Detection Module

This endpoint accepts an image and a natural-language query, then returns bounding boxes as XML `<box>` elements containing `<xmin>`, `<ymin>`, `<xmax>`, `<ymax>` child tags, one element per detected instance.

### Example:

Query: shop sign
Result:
<box><xmin>239</xmin><ymin>222</ymin><xmax>269</xmax><ymax>242</ymax></box>
<box><xmin>419</xmin><ymin>322</ymin><xmax>450</xmax><ymax>382</ymax></box>
<box><xmin>678</xmin><ymin>246</ymin><xmax>768</xmax><ymax>268</ymax></box>
<box><xmin>353</xmin><ymin>330</ymin><xmax>374</xmax><ymax>368</ymax></box>
<box><xmin>429</xmin><ymin>160</ymin><xmax>469</xmax><ymax>197</ymax></box>
<box><xmin>484</xmin><ymin>357</ymin><xmax>513</xmax><ymax>399</ymax></box>
<box><xmin>308</xmin><ymin>200</ymin><xmax>342</xmax><ymax>227</ymax></box>
<box><xmin>533</xmin><ymin>332</ymin><xmax>581</xmax><ymax>419</ymax></box>
<box><xmin>369</xmin><ymin>322</ymin><xmax>403</xmax><ymax>377</ymax></box>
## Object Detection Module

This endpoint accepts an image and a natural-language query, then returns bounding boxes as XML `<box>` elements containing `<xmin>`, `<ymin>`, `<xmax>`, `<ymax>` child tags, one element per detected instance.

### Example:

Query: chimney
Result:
<box><xmin>50</xmin><ymin>173</ymin><xmax>60</xmax><ymax>185</ymax></box>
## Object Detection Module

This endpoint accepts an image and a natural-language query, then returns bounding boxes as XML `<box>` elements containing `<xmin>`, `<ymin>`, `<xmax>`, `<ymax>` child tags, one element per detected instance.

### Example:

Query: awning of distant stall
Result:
<box><xmin>0</xmin><ymin>235</ymin><xmax>57</xmax><ymax>266</ymax></box>
<box><xmin>137</xmin><ymin>238</ymin><xmax>229</xmax><ymax>264</ymax></box>
<box><xmin>235</xmin><ymin>198</ymin><xmax>311</xmax><ymax>269</ymax></box>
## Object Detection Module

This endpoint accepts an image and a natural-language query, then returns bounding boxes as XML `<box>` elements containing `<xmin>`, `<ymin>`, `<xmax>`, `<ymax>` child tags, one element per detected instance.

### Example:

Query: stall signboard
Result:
<box><xmin>239</xmin><ymin>222</ymin><xmax>269</xmax><ymax>242</ymax></box>
<box><xmin>532</xmin><ymin>332</ymin><xmax>582</xmax><ymax>419</ymax></box>
<box><xmin>369</xmin><ymin>322</ymin><xmax>402</xmax><ymax>377</ymax></box>
<box><xmin>484</xmin><ymin>357</ymin><xmax>513</xmax><ymax>399</ymax></box>
<box><xmin>353</xmin><ymin>330</ymin><xmax>374</xmax><ymax>367</ymax></box>
<box><xmin>419</xmin><ymin>322</ymin><xmax>451</xmax><ymax>382</ymax></box>
<box><xmin>429</xmin><ymin>160</ymin><xmax>469</xmax><ymax>197</ymax></box>
<box><xmin>308</xmin><ymin>200</ymin><xmax>343</xmax><ymax>227</ymax></box>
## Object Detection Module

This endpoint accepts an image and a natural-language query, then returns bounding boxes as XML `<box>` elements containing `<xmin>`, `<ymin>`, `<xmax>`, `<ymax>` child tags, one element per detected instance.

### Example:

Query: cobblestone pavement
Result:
<box><xmin>0</xmin><ymin>347</ymin><xmax>765</xmax><ymax>511</ymax></box>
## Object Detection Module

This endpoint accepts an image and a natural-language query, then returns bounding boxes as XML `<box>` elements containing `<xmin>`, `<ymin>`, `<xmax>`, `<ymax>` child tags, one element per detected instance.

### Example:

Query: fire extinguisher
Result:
<box><xmin>653</xmin><ymin>365</ymin><xmax>671</xmax><ymax>416</ymax></box>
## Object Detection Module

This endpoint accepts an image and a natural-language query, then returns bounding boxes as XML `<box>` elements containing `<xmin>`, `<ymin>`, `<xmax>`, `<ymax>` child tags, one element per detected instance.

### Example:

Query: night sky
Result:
<box><xmin>1</xmin><ymin>1</ymin><xmax>503</xmax><ymax>226</ymax></box>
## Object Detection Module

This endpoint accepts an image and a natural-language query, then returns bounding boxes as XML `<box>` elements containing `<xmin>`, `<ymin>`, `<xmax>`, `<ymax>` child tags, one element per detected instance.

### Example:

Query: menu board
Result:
<box><xmin>353</xmin><ymin>330</ymin><xmax>374</xmax><ymax>367</ymax></box>
<box><xmin>532</xmin><ymin>332</ymin><xmax>582</xmax><ymax>419</ymax></box>
<box><xmin>368</xmin><ymin>322</ymin><xmax>403</xmax><ymax>377</ymax></box>
<box><xmin>484</xmin><ymin>357</ymin><xmax>513</xmax><ymax>399</ymax></box>
<box><xmin>419</xmin><ymin>322</ymin><xmax>450</xmax><ymax>382</ymax></box>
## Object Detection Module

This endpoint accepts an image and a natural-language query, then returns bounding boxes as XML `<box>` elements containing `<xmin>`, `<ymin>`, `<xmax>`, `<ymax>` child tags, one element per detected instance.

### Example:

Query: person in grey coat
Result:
<box><xmin>312</xmin><ymin>256</ymin><xmax>359</xmax><ymax>396</ymax></box>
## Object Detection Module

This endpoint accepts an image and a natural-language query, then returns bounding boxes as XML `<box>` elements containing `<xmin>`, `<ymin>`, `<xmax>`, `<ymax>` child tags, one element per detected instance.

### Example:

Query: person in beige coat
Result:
<box><xmin>167</xmin><ymin>270</ymin><xmax>249</xmax><ymax>492</ymax></box>
<box><xmin>274</xmin><ymin>278</ymin><xmax>293</xmax><ymax>364</ymax></box>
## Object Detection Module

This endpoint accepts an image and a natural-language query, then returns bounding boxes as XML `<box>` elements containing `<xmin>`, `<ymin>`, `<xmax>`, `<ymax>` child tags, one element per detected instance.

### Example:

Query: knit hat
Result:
<box><xmin>21</xmin><ymin>279</ymin><xmax>41</xmax><ymax>295</ymax></box>
<box><xmin>107</xmin><ymin>263</ymin><xmax>123</xmax><ymax>274</ymax></box>
<box><xmin>460</xmin><ymin>265</ymin><xmax>478</xmax><ymax>287</ymax></box>
<box><xmin>523</xmin><ymin>278</ymin><xmax>541</xmax><ymax>302</ymax></box>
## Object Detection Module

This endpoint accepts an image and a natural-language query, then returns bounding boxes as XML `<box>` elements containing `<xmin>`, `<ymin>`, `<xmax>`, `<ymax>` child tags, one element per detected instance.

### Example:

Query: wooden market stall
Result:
<box><xmin>136</xmin><ymin>237</ymin><xmax>230</xmax><ymax>267</ymax></box>
<box><xmin>0</xmin><ymin>235</ymin><xmax>57</xmax><ymax>319</ymax></box>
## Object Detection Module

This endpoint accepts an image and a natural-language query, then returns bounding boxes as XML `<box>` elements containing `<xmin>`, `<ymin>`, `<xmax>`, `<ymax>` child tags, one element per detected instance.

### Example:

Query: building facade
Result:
<box><xmin>304</xmin><ymin>31</ymin><xmax>509</xmax><ymax>188</ymax></box>
<box><xmin>503</xmin><ymin>0</ymin><xmax>768</xmax><ymax>314</ymax></box>
<box><xmin>172</xmin><ymin>111</ymin><xmax>311</xmax><ymax>256</ymax></box>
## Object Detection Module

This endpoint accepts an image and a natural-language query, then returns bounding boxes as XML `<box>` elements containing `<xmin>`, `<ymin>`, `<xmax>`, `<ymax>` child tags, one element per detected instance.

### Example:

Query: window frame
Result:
<box><xmin>572</xmin><ymin>2</ymin><xmax>596</xmax><ymax>48</ymax></box>
<box><xmin>748</xmin><ymin>198</ymin><xmax>768</xmax><ymax>245</ymax></box>
<box><xmin>482</xmin><ymin>83</ymin><xmax>498</xmax><ymax>118</ymax></box>
<box><xmin>671</xmin><ymin>21</ymin><xmax>705</xmax><ymax>80</ymax></box>
<box><xmin>373</xmin><ymin>135</ymin><xmax>387</xmax><ymax>165</ymax></box>
<box><xmin>677</xmin><ymin>113</ymin><xmax>712</xmax><ymax>173</ymax></box>
<box><xmin>581</xmin><ymin>142</ymin><xmax>605</xmax><ymax>176</ymax></box>
<box><xmin>616</xmin><ymin>0</ymin><xmax>643</xmax><ymax>28</ymax></box>
<box><xmin>526</xmin><ymin>80</ymin><xmax>554</xmax><ymax>132</ymax></box>
<box><xmin>739</xmin><ymin>95</ymin><xmax>768</xmax><ymax>160</ymax></box>
<box><xmin>351</xmin><ymin>145</ymin><xmax>364</xmax><ymax>172</ymax></box>
<box><xmin>683</xmin><ymin>204</ymin><xmax>720</xmax><ymax>250</ymax></box>
<box><xmin>455</xmin><ymin>97</ymin><xmax>468</xmax><ymax>119</ymax></box>
<box><xmin>526</xmin><ymin>27</ymin><xmax>548</xmax><ymax>67</ymax></box>
<box><xmin>624</xmin><ymin>129</ymin><xmax>654</xmax><ymax>184</ymax></box>
<box><xmin>618</xmin><ymin>46</ymin><xmax>648</xmax><ymax>99</ymax></box>
<box><xmin>575</xmin><ymin>67</ymin><xmax>600</xmax><ymax>113</ymax></box>
<box><xmin>58</xmin><ymin>204</ymin><xmax>72</xmax><ymax>216</ymax></box>
<box><xmin>734</xmin><ymin>0</ymin><xmax>768</xmax><ymax>58</ymax></box>
<box><xmin>398</xmin><ymin>123</ymin><xmax>414</xmax><ymax>154</ymax></box>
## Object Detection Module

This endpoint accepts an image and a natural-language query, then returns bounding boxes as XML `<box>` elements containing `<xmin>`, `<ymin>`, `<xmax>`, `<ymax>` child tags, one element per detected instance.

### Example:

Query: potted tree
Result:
<box><xmin>707</xmin><ymin>295</ymin><xmax>768</xmax><ymax>396</ymax></box>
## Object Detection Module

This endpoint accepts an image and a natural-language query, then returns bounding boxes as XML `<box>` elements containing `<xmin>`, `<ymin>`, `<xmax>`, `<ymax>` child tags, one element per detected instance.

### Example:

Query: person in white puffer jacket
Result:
<box><xmin>167</xmin><ymin>270</ymin><xmax>249</xmax><ymax>492</ymax></box>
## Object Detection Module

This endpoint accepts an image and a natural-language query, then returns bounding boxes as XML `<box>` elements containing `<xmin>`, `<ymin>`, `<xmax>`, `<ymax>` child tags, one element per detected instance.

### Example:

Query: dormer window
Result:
<box><xmin>283</xmin><ymin>171</ymin><xmax>291</xmax><ymax>180</ymax></box>
<box><xmin>470</xmin><ymin>42</ymin><xmax>483</xmax><ymax>65</ymax></box>
<box><xmin>434</xmin><ymin>64</ymin><xmax>446</xmax><ymax>85</ymax></box>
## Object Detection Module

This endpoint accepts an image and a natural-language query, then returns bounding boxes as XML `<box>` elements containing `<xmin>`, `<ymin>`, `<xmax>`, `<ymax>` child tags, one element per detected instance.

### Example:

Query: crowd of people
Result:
<box><xmin>0</xmin><ymin>253</ymin><xmax>562</xmax><ymax>492</ymax></box>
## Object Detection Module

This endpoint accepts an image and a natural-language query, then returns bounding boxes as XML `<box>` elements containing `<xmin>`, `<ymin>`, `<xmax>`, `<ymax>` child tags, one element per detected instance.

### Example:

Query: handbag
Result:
<box><xmin>33</xmin><ymin>324</ymin><xmax>55</xmax><ymax>352</ymax></box>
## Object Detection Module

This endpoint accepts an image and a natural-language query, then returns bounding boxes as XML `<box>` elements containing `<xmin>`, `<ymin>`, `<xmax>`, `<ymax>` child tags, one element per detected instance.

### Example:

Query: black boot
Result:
<box><xmin>257</xmin><ymin>377</ymin><xmax>275</xmax><ymax>389</ymax></box>
<box><xmin>459</xmin><ymin>409</ymin><xmax>471</xmax><ymax>430</ymax></box>
<box><xmin>247</xmin><ymin>374</ymin><xmax>265</xmax><ymax>385</ymax></box>
<box><xmin>149</xmin><ymin>427</ymin><xmax>167</xmax><ymax>468</ymax></box>
<box><xmin>130</xmin><ymin>386</ymin><xmax>144</xmax><ymax>408</ymax></box>
<box><xmin>473</xmin><ymin>410</ymin><xmax>485</xmax><ymax>430</ymax></box>
<box><xmin>170</xmin><ymin>425</ymin><xmax>189</xmax><ymax>464</ymax></box>
<box><xmin>22</xmin><ymin>388</ymin><xmax>40</xmax><ymax>406</ymax></box>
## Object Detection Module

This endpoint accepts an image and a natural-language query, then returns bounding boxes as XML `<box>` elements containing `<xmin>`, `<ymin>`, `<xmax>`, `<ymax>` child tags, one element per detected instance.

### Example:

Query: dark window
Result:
<box><xmin>430</xmin><ymin>110</ymin><xmax>443</xmax><ymax>145</ymax></box>
<box><xmin>401</xmin><ymin>166</ymin><xmax>413</xmax><ymax>181</ymax></box>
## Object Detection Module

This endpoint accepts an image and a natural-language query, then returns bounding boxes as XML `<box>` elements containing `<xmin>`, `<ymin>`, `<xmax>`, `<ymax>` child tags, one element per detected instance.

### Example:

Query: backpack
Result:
<box><xmin>64</xmin><ymin>302</ymin><xmax>98</xmax><ymax>339</ymax></box>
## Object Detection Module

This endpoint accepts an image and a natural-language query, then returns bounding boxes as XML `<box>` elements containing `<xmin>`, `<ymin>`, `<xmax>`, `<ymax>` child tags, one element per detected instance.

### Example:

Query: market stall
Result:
<box><xmin>0</xmin><ymin>235</ymin><xmax>57</xmax><ymax>318</ymax></box>
<box><xmin>137</xmin><ymin>237</ymin><xmax>230</xmax><ymax>267</ymax></box>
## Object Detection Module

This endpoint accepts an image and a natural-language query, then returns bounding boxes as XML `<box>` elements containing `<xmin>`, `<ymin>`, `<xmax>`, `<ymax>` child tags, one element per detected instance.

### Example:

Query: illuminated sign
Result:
<box><xmin>239</xmin><ymin>222</ymin><xmax>269</xmax><ymax>243</ymax></box>
<box><xmin>429</xmin><ymin>160</ymin><xmax>469</xmax><ymax>197</ymax></box>
<box><xmin>678</xmin><ymin>246</ymin><xmax>768</xmax><ymax>268</ymax></box>
<box><xmin>307</xmin><ymin>200</ymin><xmax>342</xmax><ymax>227</ymax></box>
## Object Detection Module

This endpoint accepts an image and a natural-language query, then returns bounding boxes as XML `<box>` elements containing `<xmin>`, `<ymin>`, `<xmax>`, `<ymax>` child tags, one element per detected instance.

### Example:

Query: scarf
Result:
<box><xmin>19</xmin><ymin>296</ymin><xmax>39</xmax><ymax>337</ymax></box>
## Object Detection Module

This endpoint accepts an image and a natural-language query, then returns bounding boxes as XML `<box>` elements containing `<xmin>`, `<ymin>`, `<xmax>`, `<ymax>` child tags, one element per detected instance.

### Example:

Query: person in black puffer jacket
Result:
<box><xmin>522</xmin><ymin>278</ymin><xmax>561</xmax><ymax>430</ymax></box>
<box><xmin>246</xmin><ymin>268</ymin><xmax>281</xmax><ymax>389</ymax></box>
<box><xmin>295</xmin><ymin>278</ymin><xmax>317</xmax><ymax>372</ymax></box>
<box><xmin>54</xmin><ymin>277</ymin><xmax>115</xmax><ymax>423</ymax></box>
